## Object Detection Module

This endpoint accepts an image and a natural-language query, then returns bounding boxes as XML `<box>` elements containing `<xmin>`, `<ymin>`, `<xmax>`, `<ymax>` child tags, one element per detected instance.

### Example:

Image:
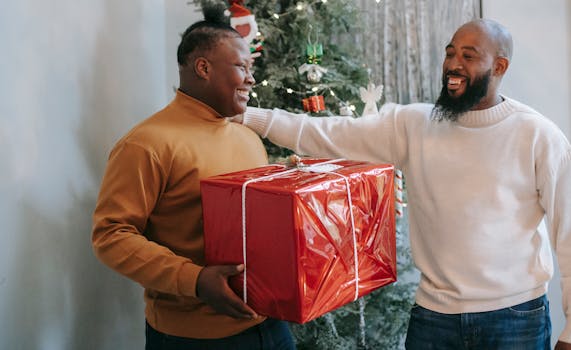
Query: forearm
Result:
<box><xmin>244</xmin><ymin>106</ymin><xmax>402</xmax><ymax>164</ymax></box>
<box><xmin>92</xmin><ymin>220</ymin><xmax>203</xmax><ymax>297</ymax></box>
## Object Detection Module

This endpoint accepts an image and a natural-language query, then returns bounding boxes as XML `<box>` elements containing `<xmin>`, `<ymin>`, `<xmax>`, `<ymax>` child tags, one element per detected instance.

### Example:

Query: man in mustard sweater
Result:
<box><xmin>92</xmin><ymin>18</ymin><xmax>295</xmax><ymax>349</ymax></box>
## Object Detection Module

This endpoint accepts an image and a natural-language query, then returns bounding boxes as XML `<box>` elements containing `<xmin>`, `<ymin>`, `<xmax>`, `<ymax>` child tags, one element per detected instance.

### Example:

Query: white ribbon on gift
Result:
<box><xmin>240</xmin><ymin>159</ymin><xmax>360</xmax><ymax>303</ymax></box>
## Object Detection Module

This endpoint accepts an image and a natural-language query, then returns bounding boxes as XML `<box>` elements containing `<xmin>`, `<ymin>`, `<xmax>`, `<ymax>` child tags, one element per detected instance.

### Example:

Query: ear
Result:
<box><xmin>494</xmin><ymin>56</ymin><xmax>509</xmax><ymax>77</ymax></box>
<box><xmin>194</xmin><ymin>57</ymin><xmax>210</xmax><ymax>80</ymax></box>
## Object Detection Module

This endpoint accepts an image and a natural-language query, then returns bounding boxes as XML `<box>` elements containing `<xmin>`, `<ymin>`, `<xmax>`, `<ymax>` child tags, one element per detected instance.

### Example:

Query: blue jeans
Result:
<box><xmin>145</xmin><ymin>318</ymin><xmax>296</xmax><ymax>350</ymax></box>
<box><xmin>405</xmin><ymin>295</ymin><xmax>551</xmax><ymax>350</ymax></box>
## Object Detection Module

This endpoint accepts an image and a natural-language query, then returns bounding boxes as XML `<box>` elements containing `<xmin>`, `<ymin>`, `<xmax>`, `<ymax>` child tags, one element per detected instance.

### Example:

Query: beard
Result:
<box><xmin>431</xmin><ymin>69</ymin><xmax>491</xmax><ymax>122</ymax></box>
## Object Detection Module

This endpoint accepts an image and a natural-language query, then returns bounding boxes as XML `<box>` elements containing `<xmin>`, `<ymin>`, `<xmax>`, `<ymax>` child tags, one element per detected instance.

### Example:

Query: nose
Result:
<box><xmin>245</xmin><ymin>67</ymin><xmax>255</xmax><ymax>85</ymax></box>
<box><xmin>447</xmin><ymin>55</ymin><xmax>464</xmax><ymax>72</ymax></box>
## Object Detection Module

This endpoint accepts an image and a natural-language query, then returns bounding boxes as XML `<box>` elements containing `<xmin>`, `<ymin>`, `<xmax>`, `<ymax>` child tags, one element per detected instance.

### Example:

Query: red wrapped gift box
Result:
<box><xmin>200</xmin><ymin>158</ymin><xmax>396</xmax><ymax>323</ymax></box>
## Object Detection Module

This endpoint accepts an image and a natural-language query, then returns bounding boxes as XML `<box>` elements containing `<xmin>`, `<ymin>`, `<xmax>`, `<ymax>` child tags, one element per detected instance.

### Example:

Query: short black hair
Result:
<box><xmin>176</xmin><ymin>7</ymin><xmax>241</xmax><ymax>66</ymax></box>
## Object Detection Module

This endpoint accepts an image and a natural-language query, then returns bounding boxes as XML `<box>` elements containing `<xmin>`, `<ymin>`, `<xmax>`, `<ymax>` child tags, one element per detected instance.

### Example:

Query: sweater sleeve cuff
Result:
<box><xmin>245</xmin><ymin>107</ymin><xmax>272</xmax><ymax>138</ymax></box>
<box><xmin>178</xmin><ymin>262</ymin><xmax>204</xmax><ymax>297</ymax></box>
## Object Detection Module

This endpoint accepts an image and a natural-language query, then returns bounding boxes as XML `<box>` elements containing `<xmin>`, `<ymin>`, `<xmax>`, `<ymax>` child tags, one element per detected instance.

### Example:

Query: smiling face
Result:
<box><xmin>200</xmin><ymin>37</ymin><xmax>254</xmax><ymax>118</ymax></box>
<box><xmin>442</xmin><ymin>24</ymin><xmax>496</xmax><ymax>104</ymax></box>
<box><xmin>432</xmin><ymin>20</ymin><xmax>510</xmax><ymax>121</ymax></box>
<box><xmin>177</xmin><ymin>24</ymin><xmax>255</xmax><ymax>118</ymax></box>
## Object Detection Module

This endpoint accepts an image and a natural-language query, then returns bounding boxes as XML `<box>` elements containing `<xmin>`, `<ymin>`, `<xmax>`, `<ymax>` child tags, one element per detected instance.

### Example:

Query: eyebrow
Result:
<box><xmin>445</xmin><ymin>44</ymin><xmax>480</xmax><ymax>54</ymax></box>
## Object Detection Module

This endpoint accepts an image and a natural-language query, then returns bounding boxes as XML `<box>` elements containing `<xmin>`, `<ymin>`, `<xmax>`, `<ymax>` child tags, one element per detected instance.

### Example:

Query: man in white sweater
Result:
<box><xmin>238</xmin><ymin>19</ymin><xmax>571</xmax><ymax>349</ymax></box>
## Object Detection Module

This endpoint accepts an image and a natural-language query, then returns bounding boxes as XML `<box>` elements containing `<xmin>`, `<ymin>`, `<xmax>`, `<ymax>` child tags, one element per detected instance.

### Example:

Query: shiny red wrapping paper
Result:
<box><xmin>200</xmin><ymin>158</ymin><xmax>396</xmax><ymax>324</ymax></box>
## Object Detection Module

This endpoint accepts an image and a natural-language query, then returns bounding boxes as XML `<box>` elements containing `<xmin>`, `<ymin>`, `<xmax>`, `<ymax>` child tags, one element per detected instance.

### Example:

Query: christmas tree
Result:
<box><xmin>193</xmin><ymin>1</ymin><xmax>417</xmax><ymax>348</ymax></box>
<box><xmin>196</xmin><ymin>0</ymin><xmax>372</xmax><ymax>160</ymax></box>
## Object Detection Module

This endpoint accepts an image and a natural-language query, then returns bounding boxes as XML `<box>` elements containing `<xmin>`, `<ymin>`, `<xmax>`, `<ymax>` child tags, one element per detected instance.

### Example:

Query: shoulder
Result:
<box><xmin>109</xmin><ymin>106</ymin><xmax>185</xmax><ymax>162</ymax></box>
<box><xmin>504</xmin><ymin>97</ymin><xmax>568</xmax><ymax>142</ymax></box>
<box><xmin>116</xmin><ymin>114</ymin><xmax>164</xmax><ymax>148</ymax></box>
<box><xmin>504</xmin><ymin>98</ymin><xmax>571</xmax><ymax>175</ymax></box>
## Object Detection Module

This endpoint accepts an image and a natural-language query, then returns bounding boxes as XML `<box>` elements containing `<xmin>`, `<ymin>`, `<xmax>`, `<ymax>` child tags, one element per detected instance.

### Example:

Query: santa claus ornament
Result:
<box><xmin>227</xmin><ymin>0</ymin><xmax>263</xmax><ymax>57</ymax></box>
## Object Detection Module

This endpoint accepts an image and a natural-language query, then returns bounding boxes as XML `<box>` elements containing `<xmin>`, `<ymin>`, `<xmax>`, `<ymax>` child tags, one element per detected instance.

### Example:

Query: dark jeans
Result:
<box><xmin>405</xmin><ymin>295</ymin><xmax>551</xmax><ymax>350</ymax></box>
<box><xmin>145</xmin><ymin>318</ymin><xmax>296</xmax><ymax>350</ymax></box>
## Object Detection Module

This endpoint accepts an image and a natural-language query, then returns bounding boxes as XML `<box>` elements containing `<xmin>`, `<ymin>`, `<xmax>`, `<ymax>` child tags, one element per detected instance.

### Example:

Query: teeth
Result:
<box><xmin>448</xmin><ymin>77</ymin><xmax>462</xmax><ymax>85</ymax></box>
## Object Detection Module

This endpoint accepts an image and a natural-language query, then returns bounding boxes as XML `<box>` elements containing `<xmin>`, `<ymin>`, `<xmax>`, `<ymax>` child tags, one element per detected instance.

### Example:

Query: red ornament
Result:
<box><xmin>302</xmin><ymin>95</ymin><xmax>325</xmax><ymax>112</ymax></box>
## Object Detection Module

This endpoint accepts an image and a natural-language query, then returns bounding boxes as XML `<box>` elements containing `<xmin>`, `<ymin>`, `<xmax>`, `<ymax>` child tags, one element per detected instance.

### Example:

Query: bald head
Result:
<box><xmin>458</xmin><ymin>19</ymin><xmax>513</xmax><ymax>61</ymax></box>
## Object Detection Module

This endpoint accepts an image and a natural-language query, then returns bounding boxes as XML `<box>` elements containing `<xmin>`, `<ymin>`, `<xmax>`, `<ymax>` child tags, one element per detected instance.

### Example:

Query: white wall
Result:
<box><xmin>484</xmin><ymin>0</ymin><xmax>571</xmax><ymax>346</ymax></box>
<box><xmin>0</xmin><ymin>0</ymin><xmax>175</xmax><ymax>349</ymax></box>
<box><xmin>484</xmin><ymin>0</ymin><xmax>571</xmax><ymax>138</ymax></box>
<box><xmin>0</xmin><ymin>0</ymin><xmax>204</xmax><ymax>348</ymax></box>
<box><xmin>165</xmin><ymin>1</ymin><xmax>203</xmax><ymax>97</ymax></box>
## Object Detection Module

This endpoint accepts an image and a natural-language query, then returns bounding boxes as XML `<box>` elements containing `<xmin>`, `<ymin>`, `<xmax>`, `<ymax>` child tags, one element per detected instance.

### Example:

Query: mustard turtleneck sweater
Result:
<box><xmin>93</xmin><ymin>91</ymin><xmax>268</xmax><ymax>338</ymax></box>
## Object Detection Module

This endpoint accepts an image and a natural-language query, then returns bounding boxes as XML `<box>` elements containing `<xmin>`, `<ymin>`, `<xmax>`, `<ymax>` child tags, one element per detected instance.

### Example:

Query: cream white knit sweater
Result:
<box><xmin>243</xmin><ymin>96</ymin><xmax>571</xmax><ymax>342</ymax></box>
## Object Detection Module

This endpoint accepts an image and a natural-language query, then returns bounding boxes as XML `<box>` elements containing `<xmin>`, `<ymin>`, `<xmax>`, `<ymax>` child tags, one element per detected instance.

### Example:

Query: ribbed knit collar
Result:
<box><xmin>172</xmin><ymin>89</ymin><xmax>228</xmax><ymax>124</ymax></box>
<box><xmin>456</xmin><ymin>95</ymin><xmax>515</xmax><ymax>128</ymax></box>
